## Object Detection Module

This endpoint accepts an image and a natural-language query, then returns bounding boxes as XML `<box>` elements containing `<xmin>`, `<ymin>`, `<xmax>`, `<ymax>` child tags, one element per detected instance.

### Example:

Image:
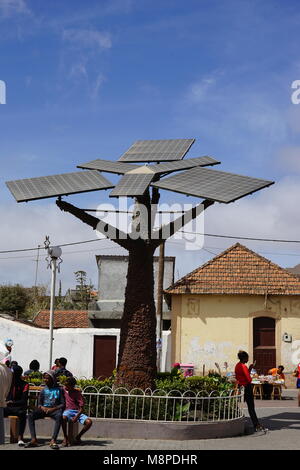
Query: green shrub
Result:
<box><xmin>25</xmin><ymin>372</ymin><xmax>233</xmax><ymax>395</ymax></box>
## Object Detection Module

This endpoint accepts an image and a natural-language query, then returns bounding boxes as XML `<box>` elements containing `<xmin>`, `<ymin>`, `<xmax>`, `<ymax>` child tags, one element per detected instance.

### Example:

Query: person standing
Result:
<box><xmin>54</xmin><ymin>357</ymin><xmax>73</xmax><ymax>378</ymax></box>
<box><xmin>0</xmin><ymin>363</ymin><xmax>12</xmax><ymax>445</ymax></box>
<box><xmin>51</xmin><ymin>359</ymin><xmax>60</xmax><ymax>371</ymax></box>
<box><xmin>235</xmin><ymin>350</ymin><xmax>267</xmax><ymax>433</ymax></box>
<box><xmin>293</xmin><ymin>363</ymin><xmax>300</xmax><ymax>406</ymax></box>
<box><xmin>3</xmin><ymin>365</ymin><xmax>29</xmax><ymax>446</ymax></box>
<box><xmin>24</xmin><ymin>360</ymin><xmax>41</xmax><ymax>377</ymax></box>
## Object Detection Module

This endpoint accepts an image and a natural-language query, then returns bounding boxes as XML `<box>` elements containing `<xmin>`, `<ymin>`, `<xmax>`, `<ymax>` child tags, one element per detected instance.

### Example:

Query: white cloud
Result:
<box><xmin>178</xmin><ymin>73</ymin><xmax>288</xmax><ymax>149</ymax></box>
<box><xmin>63</xmin><ymin>28</ymin><xmax>112</xmax><ymax>51</ymax></box>
<box><xmin>91</xmin><ymin>73</ymin><xmax>106</xmax><ymax>100</ymax></box>
<box><xmin>69</xmin><ymin>62</ymin><xmax>88</xmax><ymax>80</ymax></box>
<box><xmin>277</xmin><ymin>146</ymin><xmax>300</xmax><ymax>173</ymax></box>
<box><xmin>186</xmin><ymin>77</ymin><xmax>217</xmax><ymax>104</ymax></box>
<box><xmin>0</xmin><ymin>201</ymin><xmax>125</xmax><ymax>291</ymax></box>
<box><xmin>0</xmin><ymin>0</ymin><xmax>30</xmax><ymax>17</ymax></box>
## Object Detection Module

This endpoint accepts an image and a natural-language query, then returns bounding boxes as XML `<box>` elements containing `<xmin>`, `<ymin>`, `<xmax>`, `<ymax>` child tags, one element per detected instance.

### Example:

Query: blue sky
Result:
<box><xmin>1</xmin><ymin>0</ymin><xmax>300</xmax><ymax>290</ymax></box>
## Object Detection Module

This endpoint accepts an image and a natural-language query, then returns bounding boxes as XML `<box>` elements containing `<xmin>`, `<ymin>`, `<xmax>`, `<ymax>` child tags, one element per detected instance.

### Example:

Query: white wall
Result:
<box><xmin>0</xmin><ymin>317</ymin><xmax>171</xmax><ymax>377</ymax></box>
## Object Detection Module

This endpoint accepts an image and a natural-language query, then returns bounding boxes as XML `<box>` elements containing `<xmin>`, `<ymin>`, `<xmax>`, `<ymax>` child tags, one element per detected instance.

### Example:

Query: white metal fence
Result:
<box><xmin>80</xmin><ymin>387</ymin><xmax>244</xmax><ymax>422</ymax></box>
<box><xmin>28</xmin><ymin>386</ymin><xmax>244</xmax><ymax>423</ymax></box>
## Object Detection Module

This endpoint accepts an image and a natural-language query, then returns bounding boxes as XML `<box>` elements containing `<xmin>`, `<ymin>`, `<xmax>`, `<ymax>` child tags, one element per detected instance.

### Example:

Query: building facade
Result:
<box><xmin>166</xmin><ymin>243</ymin><xmax>300</xmax><ymax>379</ymax></box>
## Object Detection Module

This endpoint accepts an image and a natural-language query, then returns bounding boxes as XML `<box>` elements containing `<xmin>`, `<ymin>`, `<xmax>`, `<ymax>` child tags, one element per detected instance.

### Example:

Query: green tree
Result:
<box><xmin>23</xmin><ymin>285</ymin><xmax>50</xmax><ymax>319</ymax></box>
<box><xmin>74</xmin><ymin>270</ymin><xmax>94</xmax><ymax>309</ymax></box>
<box><xmin>0</xmin><ymin>284</ymin><xmax>30</xmax><ymax>316</ymax></box>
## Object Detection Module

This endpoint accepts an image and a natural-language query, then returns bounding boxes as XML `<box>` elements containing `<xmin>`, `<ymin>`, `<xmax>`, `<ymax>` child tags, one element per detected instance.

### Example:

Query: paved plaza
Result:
<box><xmin>1</xmin><ymin>390</ymin><xmax>299</xmax><ymax>452</ymax></box>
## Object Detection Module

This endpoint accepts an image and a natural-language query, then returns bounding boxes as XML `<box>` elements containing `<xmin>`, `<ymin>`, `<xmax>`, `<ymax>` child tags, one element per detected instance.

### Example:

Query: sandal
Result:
<box><xmin>50</xmin><ymin>442</ymin><xmax>60</xmax><ymax>450</ymax></box>
<box><xmin>25</xmin><ymin>441</ymin><xmax>39</xmax><ymax>448</ymax></box>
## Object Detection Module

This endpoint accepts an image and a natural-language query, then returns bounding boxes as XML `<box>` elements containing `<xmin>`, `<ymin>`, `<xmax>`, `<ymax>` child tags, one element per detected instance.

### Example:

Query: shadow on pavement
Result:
<box><xmin>12</xmin><ymin>438</ymin><xmax>113</xmax><ymax>450</ymax></box>
<box><xmin>244</xmin><ymin>412</ymin><xmax>300</xmax><ymax>435</ymax></box>
<box><xmin>262</xmin><ymin>412</ymin><xmax>300</xmax><ymax>431</ymax></box>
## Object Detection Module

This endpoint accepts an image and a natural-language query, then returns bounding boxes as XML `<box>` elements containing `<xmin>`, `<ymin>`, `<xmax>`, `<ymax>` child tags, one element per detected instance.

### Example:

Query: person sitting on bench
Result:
<box><xmin>61</xmin><ymin>376</ymin><xmax>92</xmax><ymax>446</ymax></box>
<box><xmin>25</xmin><ymin>370</ymin><xmax>65</xmax><ymax>449</ymax></box>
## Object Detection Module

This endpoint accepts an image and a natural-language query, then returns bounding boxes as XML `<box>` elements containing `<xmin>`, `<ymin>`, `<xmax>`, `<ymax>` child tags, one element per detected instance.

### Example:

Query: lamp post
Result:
<box><xmin>44</xmin><ymin>237</ymin><xmax>62</xmax><ymax>370</ymax></box>
<box><xmin>156</xmin><ymin>241</ymin><xmax>165</xmax><ymax>372</ymax></box>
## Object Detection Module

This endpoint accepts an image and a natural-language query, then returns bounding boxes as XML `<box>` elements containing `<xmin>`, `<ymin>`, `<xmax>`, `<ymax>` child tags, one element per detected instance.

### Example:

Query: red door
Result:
<box><xmin>253</xmin><ymin>317</ymin><xmax>276</xmax><ymax>375</ymax></box>
<box><xmin>93</xmin><ymin>335</ymin><xmax>117</xmax><ymax>379</ymax></box>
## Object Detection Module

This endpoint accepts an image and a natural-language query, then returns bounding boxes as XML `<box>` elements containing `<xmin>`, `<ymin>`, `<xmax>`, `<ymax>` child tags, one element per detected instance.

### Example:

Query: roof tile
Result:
<box><xmin>166</xmin><ymin>243</ymin><xmax>300</xmax><ymax>295</ymax></box>
<box><xmin>33</xmin><ymin>310</ymin><xmax>89</xmax><ymax>328</ymax></box>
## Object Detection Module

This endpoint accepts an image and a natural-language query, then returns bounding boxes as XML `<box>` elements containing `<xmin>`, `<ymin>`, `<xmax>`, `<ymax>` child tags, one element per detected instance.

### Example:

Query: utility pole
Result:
<box><xmin>156</xmin><ymin>240</ymin><xmax>165</xmax><ymax>371</ymax></box>
<box><xmin>34</xmin><ymin>244</ymin><xmax>41</xmax><ymax>298</ymax></box>
<box><xmin>44</xmin><ymin>236</ymin><xmax>62</xmax><ymax>370</ymax></box>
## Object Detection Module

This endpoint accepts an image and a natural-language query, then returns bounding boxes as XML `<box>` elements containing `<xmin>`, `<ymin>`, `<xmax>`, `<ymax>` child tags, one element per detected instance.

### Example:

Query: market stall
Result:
<box><xmin>251</xmin><ymin>375</ymin><xmax>284</xmax><ymax>399</ymax></box>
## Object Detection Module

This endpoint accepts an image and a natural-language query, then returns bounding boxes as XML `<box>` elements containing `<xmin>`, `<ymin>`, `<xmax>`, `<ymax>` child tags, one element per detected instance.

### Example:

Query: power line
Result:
<box><xmin>0</xmin><ymin>238</ymin><xmax>106</xmax><ymax>254</ymax></box>
<box><xmin>2</xmin><ymin>230</ymin><xmax>300</xmax><ymax>256</ymax></box>
<box><xmin>179</xmin><ymin>231</ymin><xmax>300</xmax><ymax>244</ymax></box>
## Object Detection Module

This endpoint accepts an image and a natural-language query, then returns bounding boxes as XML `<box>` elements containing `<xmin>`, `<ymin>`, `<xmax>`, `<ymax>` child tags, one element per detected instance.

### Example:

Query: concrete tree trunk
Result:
<box><xmin>116</xmin><ymin>242</ymin><xmax>157</xmax><ymax>390</ymax></box>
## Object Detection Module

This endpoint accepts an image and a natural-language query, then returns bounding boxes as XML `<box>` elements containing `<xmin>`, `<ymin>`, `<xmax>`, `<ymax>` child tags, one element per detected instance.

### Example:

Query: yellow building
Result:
<box><xmin>166</xmin><ymin>243</ymin><xmax>300</xmax><ymax>378</ymax></box>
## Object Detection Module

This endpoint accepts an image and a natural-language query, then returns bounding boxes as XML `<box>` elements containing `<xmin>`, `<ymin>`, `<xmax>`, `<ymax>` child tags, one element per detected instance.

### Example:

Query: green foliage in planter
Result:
<box><xmin>155</xmin><ymin>374</ymin><xmax>234</xmax><ymax>395</ymax></box>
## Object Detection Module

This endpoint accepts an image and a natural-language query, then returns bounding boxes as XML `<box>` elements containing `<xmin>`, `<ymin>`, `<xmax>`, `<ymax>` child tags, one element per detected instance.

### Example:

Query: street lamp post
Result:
<box><xmin>44</xmin><ymin>237</ymin><xmax>62</xmax><ymax>370</ymax></box>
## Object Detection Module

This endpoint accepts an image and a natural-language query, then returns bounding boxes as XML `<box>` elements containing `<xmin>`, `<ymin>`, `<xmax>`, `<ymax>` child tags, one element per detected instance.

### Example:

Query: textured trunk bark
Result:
<box><xmin>115</xmin><ymin>242</ymin><xmax>157</xmax><ymax>390</ymax></box>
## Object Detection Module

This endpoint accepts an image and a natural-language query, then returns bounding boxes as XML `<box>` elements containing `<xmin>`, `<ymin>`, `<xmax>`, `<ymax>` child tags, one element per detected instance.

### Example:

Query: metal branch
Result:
<box><xmin>56</xmin><ymin>199</ymin><xmax>133</xmax><ymax>250</ymax></box>
<box><xmin>152</xmin><ymin>199</ymin><xmax>215</xmax><ymax>247</ymax></box>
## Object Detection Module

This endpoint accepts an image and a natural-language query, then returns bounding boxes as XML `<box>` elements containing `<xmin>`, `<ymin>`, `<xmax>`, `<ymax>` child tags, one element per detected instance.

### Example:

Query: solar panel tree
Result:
<box><xmin>6</xmin><ymin>139</ymin><xmax>274</xmax><ymax>390</ymax></box>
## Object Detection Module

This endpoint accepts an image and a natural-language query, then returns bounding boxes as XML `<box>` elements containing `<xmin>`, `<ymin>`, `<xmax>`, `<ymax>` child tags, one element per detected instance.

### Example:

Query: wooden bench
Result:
<box><xmin>8</xmin><ymin>415</ymin><xmax>19</xmax><ymax>443</ymax></box>
<box><xmin>8</xmin><ymin>384</ymin><xmax>79</xmax><ymax>444</ymax></box>
<box><xmin>8</xmin><ymin>414</ymin><xmax>78</xmax><ymax>444</ymax></box>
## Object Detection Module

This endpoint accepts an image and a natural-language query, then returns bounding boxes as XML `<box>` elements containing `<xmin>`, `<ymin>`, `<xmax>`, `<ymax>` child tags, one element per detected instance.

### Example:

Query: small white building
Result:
<box><xmin>0</xmin><ymin>254</ymin><xmax>174</xmax><ymax>378</ymax></box>
<box><xmin>0</xmin><ymin>314</ymin><xmax>171</xmax><ymax>379</ymax></box>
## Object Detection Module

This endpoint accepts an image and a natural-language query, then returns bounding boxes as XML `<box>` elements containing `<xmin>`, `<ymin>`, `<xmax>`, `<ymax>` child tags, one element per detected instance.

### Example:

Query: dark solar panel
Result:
<box><xmin>149</xmin><ymin>156</ymin><xmax>220</xmax><ymax>175</ymax></box>
<box><xmin>77</xmin><ymin>159</ymin><xmax>139</xmax><ymax>174</ymax></box>
<box><xmin>6</xmin><ymin>170</ymin><xmax>114</xmax><ymax>202</ymax></box>
<box><xmin>151</xmin><ymin>167</ymin><xmax>274</xmax><ymax>203</ymax></box>
<box><xmin>118</xmin><ymin>139</ymin><xmax>195</xmax><ymax>162</ymax></box>
<box><xmin>109</xmin><ymin>173</ymin><xmax>154</xmax><ymax>197</ymax></box>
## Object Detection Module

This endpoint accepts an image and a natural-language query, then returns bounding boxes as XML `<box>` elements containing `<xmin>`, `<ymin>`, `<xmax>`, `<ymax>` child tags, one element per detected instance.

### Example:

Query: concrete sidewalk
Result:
<box><xmin>1</xmin><ymin>390</ymin><xmax>299</xmax><ymax>451</ymax></box>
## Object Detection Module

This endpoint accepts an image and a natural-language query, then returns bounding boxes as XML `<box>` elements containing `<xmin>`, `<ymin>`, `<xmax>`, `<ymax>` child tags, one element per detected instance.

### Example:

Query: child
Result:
<box><xmin>62</xmin><ymin>376</ymin><xmax>92</xmax><ymax>446</ymax></box>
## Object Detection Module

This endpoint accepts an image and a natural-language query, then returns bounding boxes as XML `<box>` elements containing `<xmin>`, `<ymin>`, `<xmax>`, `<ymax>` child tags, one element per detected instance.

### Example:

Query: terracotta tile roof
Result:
<box><xmin>166</xmin><ymin>243</ymin><xmax>300</xmax><ymax>295</ymax></box>
<box><xmin>33</xmin><ymin>310</ymin><xmax>89</xmax><ymax>328</ymax></box>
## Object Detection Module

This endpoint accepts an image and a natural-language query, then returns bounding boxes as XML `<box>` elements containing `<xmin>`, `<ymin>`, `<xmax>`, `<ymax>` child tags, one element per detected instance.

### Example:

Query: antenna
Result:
<box><xmin>44</xmin><ymin>236</ymin><xmax>63</xmax><ymax>369</ymax></box>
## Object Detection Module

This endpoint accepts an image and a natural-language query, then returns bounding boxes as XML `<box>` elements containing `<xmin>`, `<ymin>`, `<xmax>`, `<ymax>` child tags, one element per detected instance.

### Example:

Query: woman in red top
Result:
<box><xmin>235</xmin><ymin>351</ymin><xmax>267</xmax><ymax>433</ymax></box>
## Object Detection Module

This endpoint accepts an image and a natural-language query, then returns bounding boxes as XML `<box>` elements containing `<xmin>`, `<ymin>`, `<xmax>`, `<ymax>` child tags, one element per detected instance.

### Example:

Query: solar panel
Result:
<box><xmin>149</xmin><ymin>156</ymin><xmax>220</xmax><ymax>175</ymax></box>
<box><xmin>77</xmin><ymin>159</ymin><xmax>139</xmax><ymax>174</ymax></box>
<box><xmin>6</xmin><ymin>170</ymin><xmax>114</xmax><ymax>202</ymax></box>
<box><xmin>109</xmin><ymin>173</ymin><xmax>154</xmax><ymax>197</ymax></box>
<box><xmin>118</xmin><ymin>139</ymin><xmax>195</xmax><ymax>162</ymax></box>
<box><xmin>151</xmin><ymin>166</ymin><xmax>274</xmax><ymax>203</ymax></box>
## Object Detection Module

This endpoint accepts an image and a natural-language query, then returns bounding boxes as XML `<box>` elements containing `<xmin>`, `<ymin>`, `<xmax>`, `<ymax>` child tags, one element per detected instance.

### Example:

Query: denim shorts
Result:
<box><xmin>63</xmin><ymin>409</ymin><xmax>88</xmax><ymax>424</ymax></box>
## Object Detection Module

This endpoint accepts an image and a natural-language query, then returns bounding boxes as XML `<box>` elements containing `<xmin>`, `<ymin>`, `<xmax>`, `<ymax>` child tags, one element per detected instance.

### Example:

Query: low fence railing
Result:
<box><xmin>28</xmin><ymin>386</ymin><xmax>244</xmax><ymax>423</ymax></box>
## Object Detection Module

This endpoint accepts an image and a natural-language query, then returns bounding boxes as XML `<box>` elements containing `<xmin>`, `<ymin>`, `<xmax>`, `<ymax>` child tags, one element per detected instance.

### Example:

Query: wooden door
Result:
<box><xmin>93</xmin><ymin>335</ymin><xmax>117</xmax><ymax>379</ymax></box>
<box><xmin>253</xmin><ymin>317</ymin><xmax>276</xmax><ymax>375</ymax></box>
